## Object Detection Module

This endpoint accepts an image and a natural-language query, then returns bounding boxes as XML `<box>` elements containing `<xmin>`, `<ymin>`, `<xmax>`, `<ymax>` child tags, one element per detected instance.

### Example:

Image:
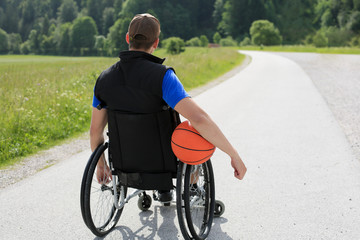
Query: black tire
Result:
<box><xmin>80</xmin><ymin>143</ymin><xmax>127</xmax><ymax>237</ymax></box>
<box><xmin>138</xmin><ymin>193</ymin><xmax>152</xmax><ymax>211</ymax></box>
<box><xmin>177</xmin><ymin>162</ymin><xmax>193</xmax><ymax>240</ymax></box>
<box><xmin>176</xmin><ymin>161</ymin><xmax>215</xmax><ymax>240</ymax></box>
<box><xmin>214</xmin><ymin>200</ymin><xmax>225</xmax><ymax>217</ymax></box>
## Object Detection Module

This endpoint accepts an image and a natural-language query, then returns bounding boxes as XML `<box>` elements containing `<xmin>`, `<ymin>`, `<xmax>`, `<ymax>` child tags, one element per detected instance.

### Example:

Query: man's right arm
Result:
<box><xmin>174</xmin><ymin>97</ymin><xmax>247</xmax><ymax>180</ymax></box>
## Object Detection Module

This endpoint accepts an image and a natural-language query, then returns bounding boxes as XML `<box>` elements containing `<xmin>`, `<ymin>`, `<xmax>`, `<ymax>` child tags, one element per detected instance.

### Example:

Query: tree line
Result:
<box><xmin>0</xmin><ymin>0</ymin><xmax>359</xmax><ymax>56</ymax></box>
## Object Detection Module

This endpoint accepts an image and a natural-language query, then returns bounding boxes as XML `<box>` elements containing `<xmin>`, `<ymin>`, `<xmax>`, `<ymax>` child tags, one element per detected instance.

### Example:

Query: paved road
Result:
<box><xmin>1</xmin><ymin>51</ymin><xmax>360</xmax><ymax>239</ymax></box>
<box><xmin>273</xmin><ymin>52</ymin><xmax>360</xmax><ymax>161</ymax></box>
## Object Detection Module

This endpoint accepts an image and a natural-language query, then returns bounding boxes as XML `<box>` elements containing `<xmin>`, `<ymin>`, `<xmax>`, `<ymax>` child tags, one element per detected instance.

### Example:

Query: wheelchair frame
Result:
<box><xmin>80</xmin><ymin>141</ymin><xmax>225</xmax><ymax>240</ymax></box>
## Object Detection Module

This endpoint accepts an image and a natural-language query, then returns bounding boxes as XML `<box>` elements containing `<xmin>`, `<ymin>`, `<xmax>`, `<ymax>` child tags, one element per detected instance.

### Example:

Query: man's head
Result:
<box><xmin>127</xmin><ymin>13</ymin><xmax>160</xmax><ymax>52</ymax></box>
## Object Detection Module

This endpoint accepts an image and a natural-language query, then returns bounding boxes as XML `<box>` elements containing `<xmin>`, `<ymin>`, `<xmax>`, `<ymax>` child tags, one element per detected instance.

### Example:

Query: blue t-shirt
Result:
<box><xmin>92</xmin><ymin>69</ymin><xmax>189</xmax><ymax>109</ymax></box>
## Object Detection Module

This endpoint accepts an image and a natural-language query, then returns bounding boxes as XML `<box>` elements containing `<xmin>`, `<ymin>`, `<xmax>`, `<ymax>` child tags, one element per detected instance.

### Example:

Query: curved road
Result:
<box><xmin>1</xmin><ymin>51</ymin><xmax>360</xmax><ymax>239</ymax></box>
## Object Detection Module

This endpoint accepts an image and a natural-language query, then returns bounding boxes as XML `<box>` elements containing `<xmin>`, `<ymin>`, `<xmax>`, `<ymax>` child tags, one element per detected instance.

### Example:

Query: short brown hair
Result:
<box><xmin>128</xmin><ymin>13</ymin><xmax>160</xmax><ymax>50</ymax></box>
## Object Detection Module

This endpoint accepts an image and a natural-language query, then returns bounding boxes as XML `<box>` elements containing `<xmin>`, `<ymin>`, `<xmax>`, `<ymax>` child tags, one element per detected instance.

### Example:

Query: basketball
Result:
<box><xmin>171</xmin><ymin>121</ymin><xmax>215</xmax><ymax>165</ymax></box>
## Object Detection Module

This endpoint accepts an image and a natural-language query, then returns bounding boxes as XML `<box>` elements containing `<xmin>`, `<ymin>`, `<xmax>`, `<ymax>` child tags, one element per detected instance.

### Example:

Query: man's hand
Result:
<box><xmin>96</xmin><ymin>161</ymin><xmax>112</xmax><ymax>184</ymax></box>
<box><xmin>231</xmin><ymin>156</ymin><xmax>247</xmax><ymax>180</ymax></box>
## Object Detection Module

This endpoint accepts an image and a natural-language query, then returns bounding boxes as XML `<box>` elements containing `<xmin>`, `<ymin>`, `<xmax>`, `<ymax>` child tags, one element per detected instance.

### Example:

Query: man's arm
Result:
<box><xmin>90</xmin><ymin>107</ymin><xmax>108</xmax><ymax>152</ymax></box>
<box><xmin>174</xmin><ymin>97</ymin><xmax>247</xmax><ymax>180</ymax></box>
<box><xmin>89</xmin><ymin>107</ymin><xmax>112</xmax><ymax>184</ymax></box>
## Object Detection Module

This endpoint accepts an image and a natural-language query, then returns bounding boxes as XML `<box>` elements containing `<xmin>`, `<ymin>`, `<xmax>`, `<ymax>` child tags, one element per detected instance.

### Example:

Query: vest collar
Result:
<box><xmin>119</xmin><ymin>50</ymin><xmax>165</xmax><ymax>64</ymax></box>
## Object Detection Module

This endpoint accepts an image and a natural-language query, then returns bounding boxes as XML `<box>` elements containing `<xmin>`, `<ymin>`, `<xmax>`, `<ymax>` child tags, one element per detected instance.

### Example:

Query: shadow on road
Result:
<box><xmin>93</xmin><ymin>205</ymin><xmax>178</xmax><ymax>240</ymax></box>
<box><xmin>211</xmin><ymin>217</ymin><xmax>234</xmax><ymax>240</ymax></box>
<box><xmin>93</xmin><ymin>204</ymin><xmax>232</xmax><ymax>239</ymax></box>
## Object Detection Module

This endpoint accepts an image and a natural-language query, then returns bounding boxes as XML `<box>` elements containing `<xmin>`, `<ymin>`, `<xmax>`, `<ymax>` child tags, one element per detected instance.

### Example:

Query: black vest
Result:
<box><xmin>94</xmin><ymin>50</ymin><xmax>172</xmax><ymax>113</ymax></box>
<box><xmin>94</xmin><ymin>51</ymin><xmax>179</xmax><ymax>190</ymax></box>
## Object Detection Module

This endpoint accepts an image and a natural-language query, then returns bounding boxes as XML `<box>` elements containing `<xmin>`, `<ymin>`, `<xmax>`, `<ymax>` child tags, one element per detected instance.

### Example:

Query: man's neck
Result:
<box><xmin>129</xmin><ymin>48</ymin><xmax>154</xmax><ymax>54</ymax></box>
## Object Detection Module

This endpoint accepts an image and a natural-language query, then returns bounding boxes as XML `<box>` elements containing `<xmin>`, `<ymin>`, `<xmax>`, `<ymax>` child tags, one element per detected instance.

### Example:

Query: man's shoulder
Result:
<box><xmin>98</xmin><ymin>61</ymin><xmax>121</xmax><ymax>81</ymax></box>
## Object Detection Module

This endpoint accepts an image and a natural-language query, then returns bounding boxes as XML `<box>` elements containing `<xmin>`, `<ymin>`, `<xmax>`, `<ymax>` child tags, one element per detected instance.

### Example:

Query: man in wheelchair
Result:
<box><xmin>89</xmin><ymin>13</ymin><xmax>246</xmax><ymax>202</ymax></box>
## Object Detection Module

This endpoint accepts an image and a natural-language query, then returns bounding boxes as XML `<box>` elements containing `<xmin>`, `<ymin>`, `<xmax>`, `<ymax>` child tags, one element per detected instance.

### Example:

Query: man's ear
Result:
<box><xmin>126</xmin><ymin>33</ymin><xmax>130</xmax><ymax>44</ymax></box>
<box><xmin>153</xmin><ymin>38</ymin><xmax>159</xmax><ymax>49</ymax></box>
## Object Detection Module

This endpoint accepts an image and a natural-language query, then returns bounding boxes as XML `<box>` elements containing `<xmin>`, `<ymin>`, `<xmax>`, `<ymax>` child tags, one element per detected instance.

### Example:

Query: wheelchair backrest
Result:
<box><xmin>107</xmin><ymin>108</ymin><xmax>180</xmax><ymax>190</ymax></box>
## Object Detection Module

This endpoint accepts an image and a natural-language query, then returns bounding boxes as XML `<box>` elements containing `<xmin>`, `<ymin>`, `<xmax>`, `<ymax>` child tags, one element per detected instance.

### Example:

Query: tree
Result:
<box><xmin>71</xmin><ymin>16</ymin><xmax>98</xmax><ymax>53</ymax></box>
<box><xmin>158</xmin><ymin>2</ymin><xmax>193</xmax><ymax>40</ymax></box>
<box><xmin>58</xmin><ymin>0</ymin><xmax>78</xmax><ymax>23</ymax></box>
<box><xmin>218</xmin><ymin>0</ymin><xmax>268</xmax><ymax>39</ymax></box>
<box><xmin>347</xmin><ymin>11</ymin><xmax>360</xmax><ymax>32</ymax></box>
<box><xmin>102</xmin><ymin>7</ymin><xmax>115</xmax><ymax>36</ymax></box>
<box><xmin>28</xmin><ymin>29</ymin><xmax>41</xmax><ymax>53</ymax></box>
<box><xmin>272</xmin><ymin>0</ymin><xmax>315</xmax><ymax>44</ymax></box>
<box><xmin>57</xmin><ymin>23</ymin><xmax>73</xmax><ymax>55</ymax></box>
<box><xmin>87</xmin><ymin>0</ymin><xmax>103</xmax><ymax>34</ymax></box>
<box><xmin>114</xmin><ymin>0</ymin><xmax>123</xmax><ymax>16</ymax></box>
<box><xmin>42</xmin><ymin>15</ymin><xmax>50</xmax><ymax>35</ymax></box>
<box><xmin>8</xmin><ymin>33</ymin><xmax>22</xmax><ymax>54</ymax></box>
<box><xmin>19</xmin><ymin>0</ymin><xmax>36</xmax><ymax>39</ymax></box>
<box><xmin>213</xmin><ymin>0</ymin><xmax>225</xmax><ymax>27</ymax></box>
<box><xmin>355</xmin><ymin>0</ymin><xmax>360</xmax><ymax>10</ymax></box>
<box><xmin>107</xmin><ymin>17</ymin><xmax>131</xmax><ymax>52</ymax></box>
<box><xmin>250</xmin><ymin>20</ymin><xmax>282</xmax><ymax>46</ymax></box>
<box><xmin>0</xmin><ymin>28</ymin><xmax>9</xmax><ymax>53</ymax></box>
<box><xmin>0</xmin><ymin>7</ymin><xmax>5</xmax><ymax>30</ymax></box>
<box><xmin>41</xmin><ymin>35</ymin><xmax>56</xmax><ymax>54</ymax></box>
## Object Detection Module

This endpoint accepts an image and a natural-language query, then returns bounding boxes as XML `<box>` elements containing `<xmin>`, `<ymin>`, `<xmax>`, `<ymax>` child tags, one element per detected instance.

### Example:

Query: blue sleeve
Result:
<box><xmin>92</xmin><ymin>93</ymin><xmax>101</xmax><ymax>108</ymax></box>
<box><xmin>162</xmin><ymin>69</ymin><xmax>189</xmax><ymax>109</ymax></box>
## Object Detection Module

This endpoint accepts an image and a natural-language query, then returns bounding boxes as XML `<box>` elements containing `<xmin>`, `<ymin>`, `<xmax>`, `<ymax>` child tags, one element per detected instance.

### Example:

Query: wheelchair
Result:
<box><xmin>80</xmin><ymin>110</ymin><xmax>225</xmax><ymax>240</ymax></box>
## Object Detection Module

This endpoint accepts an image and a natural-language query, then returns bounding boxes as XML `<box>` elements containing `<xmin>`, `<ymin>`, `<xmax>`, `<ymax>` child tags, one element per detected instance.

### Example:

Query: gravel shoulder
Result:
<box><xmin>0</xmin><ymin>55</ymin><xmax>251</xmax><ymax>189</ymax></box>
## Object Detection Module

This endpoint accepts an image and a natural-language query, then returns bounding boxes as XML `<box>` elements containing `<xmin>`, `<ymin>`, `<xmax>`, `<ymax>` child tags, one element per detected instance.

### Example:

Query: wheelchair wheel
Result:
<box><xmin>80</xmin><ymin>143</ymin><xmax>127</xmax><ymax>237</ymax></box>
<box><xmin>138</xmin><ymin>193</ymin><xmax>152</xmax><ymax>211</ymax></box>
<box><xmin>176</xmin><ymin>161</ymin><xmax>215</xmax><ymax>240</ymax></box>
<box><xmin>214</xmin><ymin>200</ymin><xmax>225</xmax><ymax>217</ymax></box>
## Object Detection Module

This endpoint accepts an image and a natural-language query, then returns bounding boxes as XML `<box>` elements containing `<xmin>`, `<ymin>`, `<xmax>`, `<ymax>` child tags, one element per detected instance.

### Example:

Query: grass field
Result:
<box><xmin>239</xmin><ymin>45</ymin><xmax>360</xmax><ymax>54</ymax></box>
<box><xmin>0</xmin><ymin>48</ymin><xmax>245</xmax><ymax>167</ymax></box>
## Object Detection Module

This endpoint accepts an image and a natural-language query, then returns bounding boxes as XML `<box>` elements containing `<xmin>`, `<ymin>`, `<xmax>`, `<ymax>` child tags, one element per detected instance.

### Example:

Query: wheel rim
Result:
<box><xmin>83</xmin><ymin>144</ymin><xmax>126</xmax><ymax>236</ymax></box>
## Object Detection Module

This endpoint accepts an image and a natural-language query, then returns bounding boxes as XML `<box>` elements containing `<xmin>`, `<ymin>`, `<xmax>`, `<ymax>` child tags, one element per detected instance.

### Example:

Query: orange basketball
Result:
<box><xmin>171</xmin><ymin>121</ymin><xmax>215</xmax><ymax>165</ymax></box>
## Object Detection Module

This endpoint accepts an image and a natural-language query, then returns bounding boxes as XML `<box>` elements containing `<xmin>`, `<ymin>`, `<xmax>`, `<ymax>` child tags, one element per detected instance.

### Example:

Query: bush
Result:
<box><xmin>304</xmin><ymin>34</ymin><xmax>314</xmax><ymax>45</ymax></box>
<box><xmin>20</xmin><ymin>41</ymin><xmax>31</xmax><ymax>54</ymax></box>
<box><xmin>213</xmin><ymin>32</ymin><xmax>221</xmax><ymax>44</ymax></box>
<box><xmin>313</xmin><ymin>30</ymin><xmax>328</xmax><ymax>47</ymax></box>
<box><xmin>239</xmin><ymin>37</ymin><xmax>252</xmax><ymax>46</ymax></box>
<box><xmin>324</xmin><ymin>27</ymin><xmax>353</xmax><ymax>46</ymax></box>
<box><xmin>200</xmin><ymin>35</ymin><xmax>209</xmax><ymax>47</ymax></box>
<box><xmin>186</xmin><ymin>37</ymin><xmax>201</xmax><ymax>47</ymax></box>
<box><xmin>162</xmin><ymin>37</ymin><xmax>185</xmax><ymax>55</ymax></box>
<box><xmin>94</xmin><ymin>35</ymin><xmax>107</xmax><ymax>55</ymax></box>
<box><xmin>250</xmin><ymin>20</ymin><xmax>282</xmax><ymax>46</ymax></box>
<box><xmin>219</xmin><ymin>36</ymin><xmax>237</xmax><ymax>46</ymax></box>
<box><xmin>350</xmin><ymin>35</ymin><xmax>360</xmax><ymax>47</ymax></box>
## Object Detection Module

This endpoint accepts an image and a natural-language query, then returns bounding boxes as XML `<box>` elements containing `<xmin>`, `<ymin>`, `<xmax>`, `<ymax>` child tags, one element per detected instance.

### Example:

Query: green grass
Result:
<box><xmin>239</xmin><ymin>45</ymin><xmax>360</xmax><ymax>54</ymax></box>
<box><xmin>155</xmin><ymin>47</ymin><xmax>245</xmax><ymax>90</ymax></box>
<box><xmin>0</xmin><ymin>48</ymin><xmax>245</xmax><ymax>167</ymax></box>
